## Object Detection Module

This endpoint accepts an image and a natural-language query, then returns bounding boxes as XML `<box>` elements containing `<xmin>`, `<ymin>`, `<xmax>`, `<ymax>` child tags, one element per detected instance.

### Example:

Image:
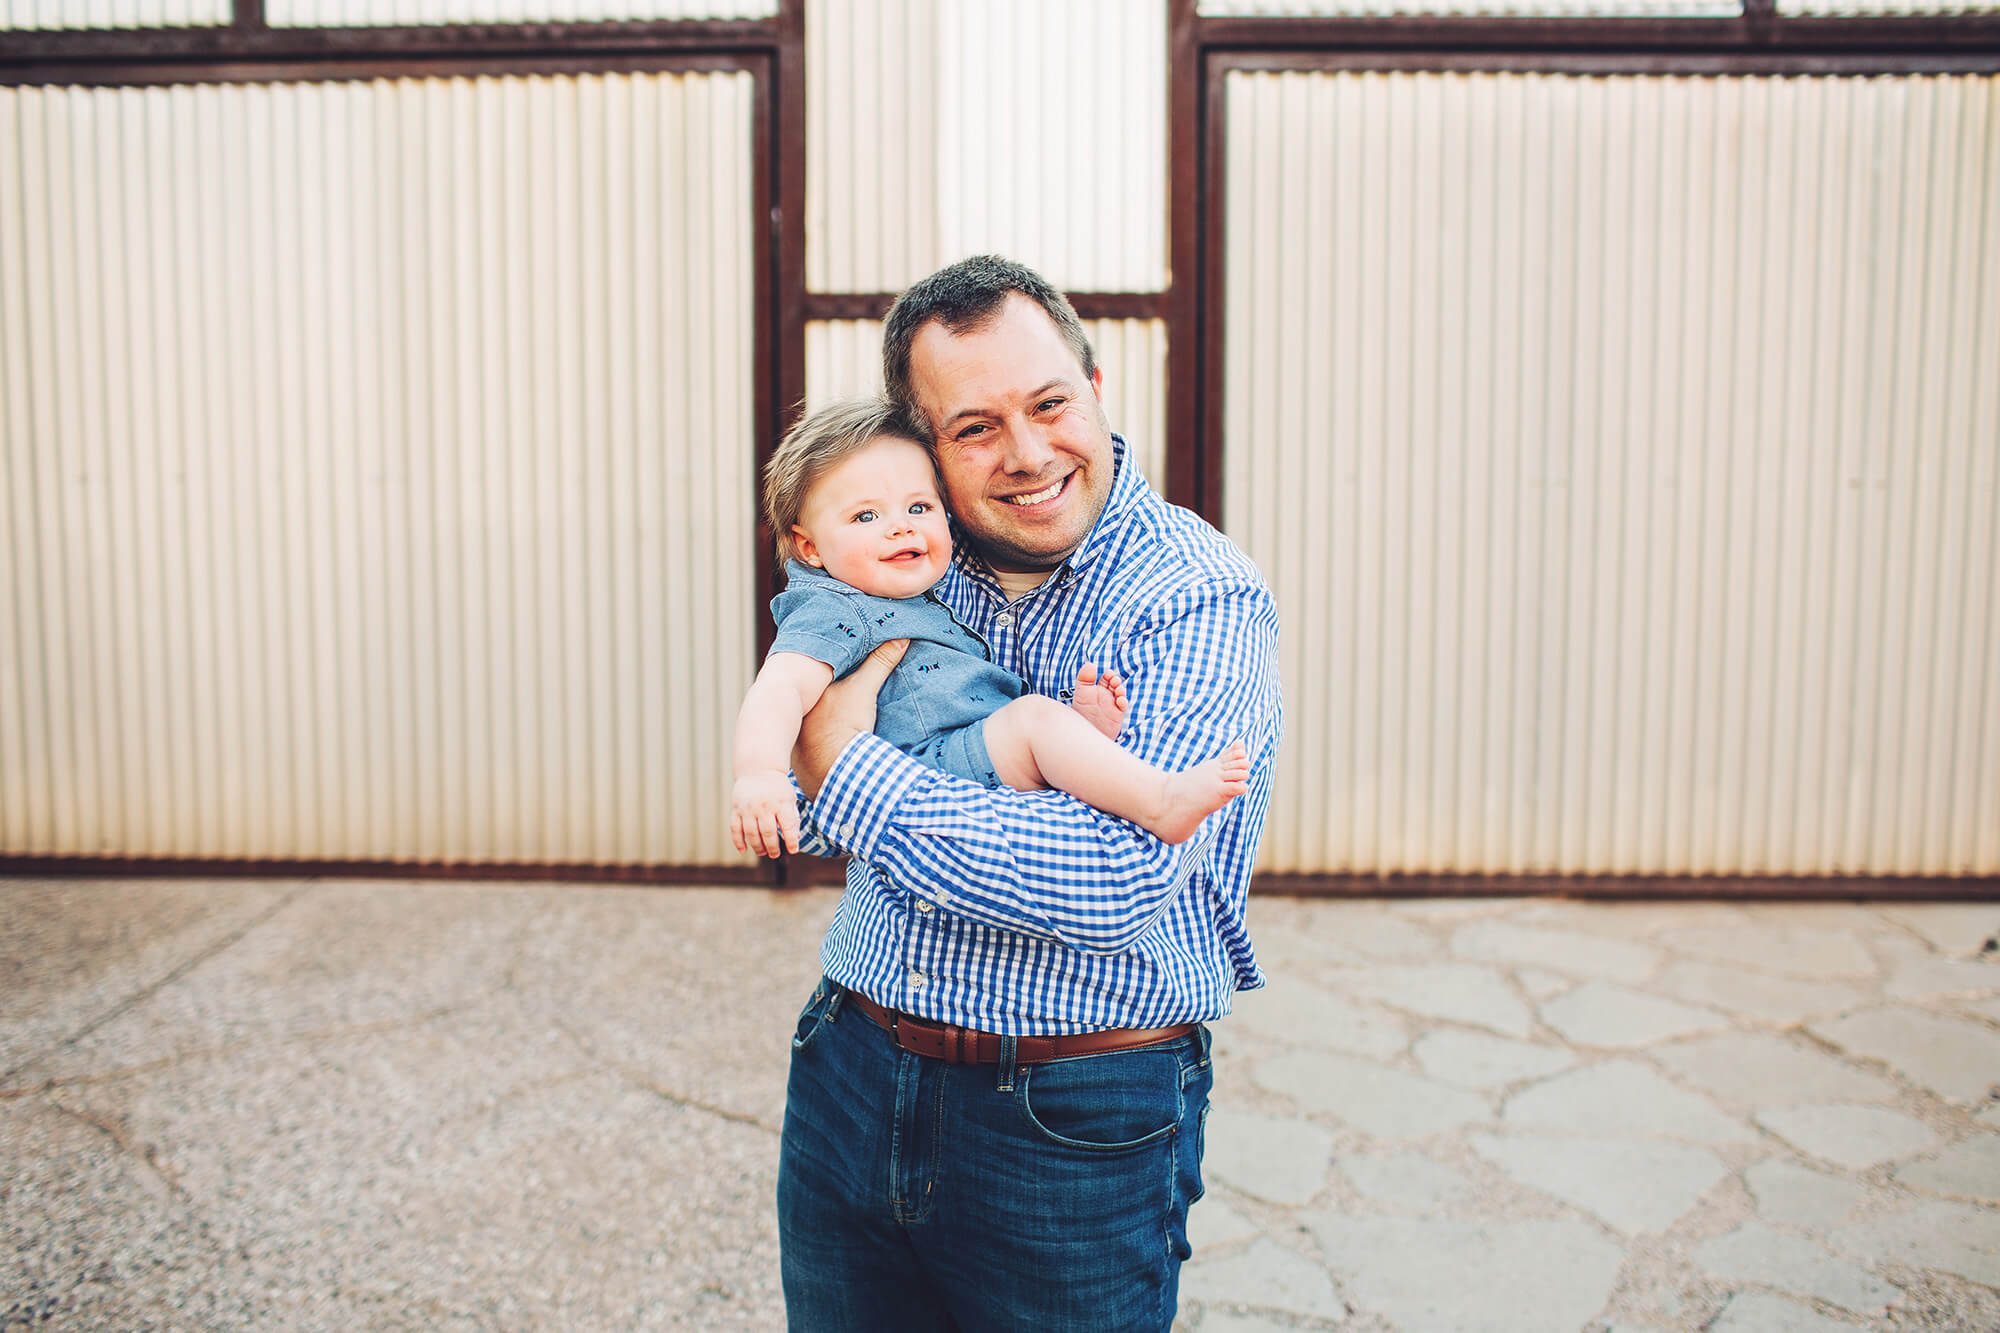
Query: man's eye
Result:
<box><xmin>853</xmin><ymin>510</ymin><xmax>877</xmax><ymax>523</ymax></box>
<box><xmin>956</xmin><ymin>423</ymin><xmax>990</xmax><ymax>442</ymax></box>
<box><xmin>1037</xmin><ymin>397</ymin><xmax>1064</xmax><ymax>413</ymax></box>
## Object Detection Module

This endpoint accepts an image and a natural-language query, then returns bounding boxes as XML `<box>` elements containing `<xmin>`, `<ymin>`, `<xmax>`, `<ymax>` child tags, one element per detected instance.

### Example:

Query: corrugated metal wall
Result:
<box><xmin>1223</xmin><ymin>70</ymin><xmax>2000</xmax><ymax>877</ymax></box>
<box><xmin>0</xmin><ymin>71</ymin><xmax>759</xmax><ymax>867</ymax></box>
<box><xmin>806</xmin><ymin>0</ymin><xmax>1168</xmax><ymax>293</ymax></box>
<box><xmin>265</xmin><ymin>0</ymin><xmax>775</xmax><ymax>28</ymax></box>
<box><xmin>804</xmin><ymin>318</ymin><xmax>1170</xmax><ymax>486</ymax></box>
<box><xmin>2</xmin><ymin>0</ymin><xmax>230</xmax><ymax>28</ymax></box>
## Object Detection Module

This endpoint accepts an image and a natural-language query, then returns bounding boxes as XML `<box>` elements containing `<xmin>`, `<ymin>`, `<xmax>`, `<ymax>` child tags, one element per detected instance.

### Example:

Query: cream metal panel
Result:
<box><xmin>0</xmin><ymin>72</ymin><xmax>759</xmax><ymax>868</ymax></box>
<box><xmin>1779</xmin><ymin>0</ymin><xmax>2000</xmax><ymax>12</ymax></box>
<box><xmin>266</xmin><ymin>0</ymin><xmax>773</xmax><ymax>26</ymax></box>
<box><xmin>805</xmin><ymin>317</ymin><xmax>1169</xmax><ymax>487</ymax></box>
<box><xmin>1</xmin><ymin>0</ymin><xmax>229</xmax><ymax>28</ymax></box>
<box><xmin>1199</xmin><ymin>1</ymin><xmax>1736</xmax><ymax>12</ymax></box>
<box><xmin>1223</xmin><ymin>70</ymin><xmax>2000</xmax><ymax>877</ymax></box>
<box><xmin>807</xmin><ymin>0</ymin><xmax>1168</xmax><ymax>293</ymax></box>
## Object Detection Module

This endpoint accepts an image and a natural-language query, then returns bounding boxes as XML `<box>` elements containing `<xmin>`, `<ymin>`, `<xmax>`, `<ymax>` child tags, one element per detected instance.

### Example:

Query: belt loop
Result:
<box><xmin>1195</xmin><ymin>1022</ymin><xmax>1212</xmax><ymax>1069</ymax></box>
<box><xmin>826</xmin><ymin>984</ymin><xmax>845</xmax><ymax>1022</ymax></box>
<box><xmin>996</xmin><ymin>1034</ymin><xmax>1018</xmax><ymax>1092</ymax></box>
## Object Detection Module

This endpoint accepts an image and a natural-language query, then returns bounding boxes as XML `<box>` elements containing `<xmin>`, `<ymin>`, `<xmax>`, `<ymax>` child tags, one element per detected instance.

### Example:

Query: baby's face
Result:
<box><xmin>792</xmin><ymin>436</ymin><xmax>953</xmax><ymax>599</ymax></box>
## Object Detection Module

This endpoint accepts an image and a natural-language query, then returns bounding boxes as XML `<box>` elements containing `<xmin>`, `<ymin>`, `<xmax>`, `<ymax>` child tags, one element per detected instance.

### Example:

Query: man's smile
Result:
<box><xmin>1001</xmin><ymin>475</ymin><xmax>1070</xmax><ymax>508</ymax></box>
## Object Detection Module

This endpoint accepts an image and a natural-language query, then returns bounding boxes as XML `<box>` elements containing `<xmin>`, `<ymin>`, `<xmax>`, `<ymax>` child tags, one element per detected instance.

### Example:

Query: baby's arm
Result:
<box><xmin>732</xmin><ymin>652</ymin><xmax>836</xmax><ymax>857</ymax></box>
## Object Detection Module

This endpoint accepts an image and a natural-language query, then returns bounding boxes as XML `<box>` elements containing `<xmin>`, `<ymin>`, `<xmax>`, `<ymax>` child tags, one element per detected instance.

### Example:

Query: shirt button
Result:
<box><xmin>915</xmin><ymin>900</ymin><xmax>934</xmax><ymax>914</ymax></box>
<box><xmin>840</xmin><ymin>822</ymin><xmax>857</xmax><ymax>839</ymax></box>
<box><xmin>935</xmin><ymin>888</ymin><xmax>952</xmax><ymax>905</ymax></box>
<box><xmin>909</xmin><ymin>970</ymin><xmax>927</xmax><ymax>990</ymax></box>
<box><xmin>995</xmin><ymin>612</ymin><xmax>1013</xmax><ymax>627</ymax></box>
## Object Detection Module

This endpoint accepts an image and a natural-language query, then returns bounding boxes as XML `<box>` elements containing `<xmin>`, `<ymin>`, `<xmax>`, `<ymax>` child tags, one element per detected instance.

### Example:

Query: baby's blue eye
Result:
<box><xmin>853</xmin><ymin>510</ymin><xmax>877</xmax><ymax>523</ymax></box>
<box><xmin>910</xmin><ymin>501</ymin><xmax>932</xmax><ymax>515</ymax></box>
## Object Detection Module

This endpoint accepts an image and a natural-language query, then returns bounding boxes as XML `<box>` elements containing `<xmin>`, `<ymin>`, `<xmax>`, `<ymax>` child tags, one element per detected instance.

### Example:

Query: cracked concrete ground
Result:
<box><xmin>2</xmin><ymin>879</ymin><xmax>1996</xmax><ymax>1331</ymax></box>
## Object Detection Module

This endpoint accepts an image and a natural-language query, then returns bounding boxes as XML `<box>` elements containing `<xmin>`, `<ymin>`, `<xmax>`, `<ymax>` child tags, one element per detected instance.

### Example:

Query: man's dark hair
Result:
<box><xmin>882</xmin><ymin>255</ymin><xmax>1098</xmax><ymax>431</ymax></box>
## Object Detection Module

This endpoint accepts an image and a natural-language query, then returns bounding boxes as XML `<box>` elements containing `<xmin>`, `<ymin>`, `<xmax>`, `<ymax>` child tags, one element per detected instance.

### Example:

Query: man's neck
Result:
<box><xmin>990</xmin><ymin>567</ymin><xmax>1053</xmax><ymax>602</ymax></box>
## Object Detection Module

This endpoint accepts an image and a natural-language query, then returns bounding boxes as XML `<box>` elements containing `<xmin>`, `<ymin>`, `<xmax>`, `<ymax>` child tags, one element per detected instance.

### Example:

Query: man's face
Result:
<box><xmin>908</xmin><ymin>295</ymin><xmax>1114</xmax><ymax>574</ymax></box>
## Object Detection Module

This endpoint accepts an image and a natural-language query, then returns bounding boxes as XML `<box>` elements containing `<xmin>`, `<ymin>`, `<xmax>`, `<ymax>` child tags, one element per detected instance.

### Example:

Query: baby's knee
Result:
<box><xmin>1007</xmin><ymin>694</ymin><xmax>1066</xmax><ymax>720</ymax></box>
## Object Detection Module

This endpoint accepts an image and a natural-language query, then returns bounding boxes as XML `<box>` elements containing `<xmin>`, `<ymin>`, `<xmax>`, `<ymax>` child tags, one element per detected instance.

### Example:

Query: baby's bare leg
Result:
<box><xmin>984</xmin><ymin>696</ymin><xmax>1249</xmax><ymax>845</ymax></box>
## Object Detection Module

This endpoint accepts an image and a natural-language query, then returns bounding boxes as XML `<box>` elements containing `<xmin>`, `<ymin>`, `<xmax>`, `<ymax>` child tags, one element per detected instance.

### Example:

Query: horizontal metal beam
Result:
<box><xmin>0</xmin><ymin>854</ymin><xmax>777</xmax><ymax>888</ymax></box>
<box><xmin>1194</xmin><ymin>12</ymin><xmax>2000</xmax><ymax>56</ymax></box>
<box><xmin>0</xmin><ymin>18</ymin><xmax>779</xmax><ymax>76</ymax></box>
<box><xmin>1250</xmin><ymin>872</ymin><xmax>2000</xmax><ymax>902</ymax></box>
<box><xmin>802</xmin><ymin>291</ymin><xmax>1172</xmax><ymax>322</ymax></box>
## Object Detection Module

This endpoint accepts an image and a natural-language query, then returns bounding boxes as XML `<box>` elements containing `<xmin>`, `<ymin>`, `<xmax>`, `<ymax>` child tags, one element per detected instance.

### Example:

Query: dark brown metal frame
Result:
<box><xmin>1180</xmin><ymin>1</ymin><xmax>2000</xmax><ymax>899</ymax></box>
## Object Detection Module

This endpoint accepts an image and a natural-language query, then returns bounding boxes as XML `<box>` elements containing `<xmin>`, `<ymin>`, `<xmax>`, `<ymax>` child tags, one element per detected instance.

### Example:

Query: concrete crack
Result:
<box><xmin>1</xmin><ymin>880</ymin><xmax>314</xmax><ymax>1089</ymax></box>
<box><xmin>548</xmin><ymin>1015</ymin><xmax>778</xmax><ymax>1137</ymax></box>
<box><xmin>0</xmin><ymin>998</ymin><xmax>482</xmax><ymax>1100</ymax></box>
<box><xmin>46</xmin><ymin>1096</ymin><xmax>189</xmax><ymax>1202</ymax></box>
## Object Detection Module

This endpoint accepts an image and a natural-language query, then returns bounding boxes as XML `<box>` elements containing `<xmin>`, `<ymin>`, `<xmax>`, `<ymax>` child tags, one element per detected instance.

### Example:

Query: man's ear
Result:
<box><xmin>1090</xmin><ymin>365</ymin><xmax>1105</xmax><ymax>401</ymax></box>
<box><xmin>792</xmin><ymin>527</ymin><xmax>822</xmax><ymax>567</ymax></box>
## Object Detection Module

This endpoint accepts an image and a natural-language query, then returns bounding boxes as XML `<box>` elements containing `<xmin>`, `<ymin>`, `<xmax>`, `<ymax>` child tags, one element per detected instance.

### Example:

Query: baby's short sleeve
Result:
<box><xmin>768</xmin><ymin>581</ymin><xmax>876</xmax><ymax>679</ymax></box>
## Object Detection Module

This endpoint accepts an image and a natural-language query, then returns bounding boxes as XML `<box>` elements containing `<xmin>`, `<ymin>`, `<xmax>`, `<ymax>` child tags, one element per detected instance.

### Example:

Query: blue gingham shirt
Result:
<box><xmin>797</xmin><ymin>437</ymin><xmax>1283</xmax><ymax>1035</ymax></box>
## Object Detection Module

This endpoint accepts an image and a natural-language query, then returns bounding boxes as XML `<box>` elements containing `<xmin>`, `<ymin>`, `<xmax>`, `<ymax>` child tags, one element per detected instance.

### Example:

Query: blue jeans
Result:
<box><xmin>777</xmin><ymin>981</ymin><xmax>1214</xmax><ymax>1332</ymax></box>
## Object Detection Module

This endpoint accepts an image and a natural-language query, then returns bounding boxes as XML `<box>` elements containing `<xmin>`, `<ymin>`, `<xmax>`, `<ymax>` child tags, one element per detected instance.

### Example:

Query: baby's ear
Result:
<box><xmin>792</xmin><ymin>527</ymin><xmax>821</xmax><ymax>567</ymax></box>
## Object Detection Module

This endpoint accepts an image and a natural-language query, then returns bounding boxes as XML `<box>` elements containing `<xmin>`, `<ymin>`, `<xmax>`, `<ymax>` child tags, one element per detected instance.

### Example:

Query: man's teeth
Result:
<box><xmin>1005</xmin><ymin>478</ymin><xmax>1064</xmax><ymax>507</ymax></box>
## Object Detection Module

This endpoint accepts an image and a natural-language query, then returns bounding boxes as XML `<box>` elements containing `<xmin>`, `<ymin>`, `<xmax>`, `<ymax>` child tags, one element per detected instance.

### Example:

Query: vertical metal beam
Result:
<box><xmin>1166</xmin><ymin>0</ymin><xmax>1203</xmax><ymax>515</ymax></box>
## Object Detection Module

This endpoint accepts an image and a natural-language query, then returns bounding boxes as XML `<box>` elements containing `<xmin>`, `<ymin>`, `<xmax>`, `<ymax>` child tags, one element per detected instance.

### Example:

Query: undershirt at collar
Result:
<box><xmin>991</xmin><ymin>567</ymin><xmax>1055</xmax><ymax>602</ymax></box>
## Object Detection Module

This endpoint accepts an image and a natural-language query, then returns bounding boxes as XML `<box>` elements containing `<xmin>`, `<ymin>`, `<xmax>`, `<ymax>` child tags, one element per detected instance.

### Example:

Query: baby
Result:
<box><xmin>731</xmin><ymin>396</ymin><xmax>1248</xmax><ymax>858</ymax></box>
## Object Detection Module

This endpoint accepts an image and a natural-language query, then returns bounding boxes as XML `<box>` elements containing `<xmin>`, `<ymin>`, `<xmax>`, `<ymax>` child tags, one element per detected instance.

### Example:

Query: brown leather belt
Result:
<box><xmin>840</xmin><ymin>987</ymin><xmax>1196</xmax><ymax>1066</ymax></box>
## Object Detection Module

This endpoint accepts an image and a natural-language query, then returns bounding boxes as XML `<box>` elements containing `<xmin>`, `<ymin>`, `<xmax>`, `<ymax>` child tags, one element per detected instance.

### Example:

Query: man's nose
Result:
<box><xmin>998</xmin><ymin>423</ymin><xmax>1056</xmax><ymax>475</ymax></box>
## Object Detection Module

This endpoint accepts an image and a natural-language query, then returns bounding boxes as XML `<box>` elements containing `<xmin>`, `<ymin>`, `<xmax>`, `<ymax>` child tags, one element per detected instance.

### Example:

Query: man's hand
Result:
<box><xmin>792</xmin><ymin>639</ymin><xmax>909</xmax><ymax>798</ymax></box>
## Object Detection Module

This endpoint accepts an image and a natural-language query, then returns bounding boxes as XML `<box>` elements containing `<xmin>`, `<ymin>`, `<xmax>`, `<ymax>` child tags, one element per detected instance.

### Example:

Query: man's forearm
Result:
<box><xmin>811</xmin><ymin>731</ymin><xmax>1269</xmax><ymax>953</ymax></box>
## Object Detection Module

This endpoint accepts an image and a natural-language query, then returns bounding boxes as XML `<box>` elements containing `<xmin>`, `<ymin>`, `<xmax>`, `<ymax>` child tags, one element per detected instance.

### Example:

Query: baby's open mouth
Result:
<box><xmin>1003</xmin><ymin>475</ymin><xmax>1068</xmax><ymax>507</ymax></box>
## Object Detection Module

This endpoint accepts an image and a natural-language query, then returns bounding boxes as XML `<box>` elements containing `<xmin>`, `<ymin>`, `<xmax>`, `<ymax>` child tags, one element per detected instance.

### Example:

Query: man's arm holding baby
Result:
<box><xmin>796</xmin><ymin>579</ymin><xmax>1281</xmax><ymax>952</ymax></box>
<box><xmin>731</xmin><ymin>652</ymin><xmax>835</xmax><ymax>857</ymax></box>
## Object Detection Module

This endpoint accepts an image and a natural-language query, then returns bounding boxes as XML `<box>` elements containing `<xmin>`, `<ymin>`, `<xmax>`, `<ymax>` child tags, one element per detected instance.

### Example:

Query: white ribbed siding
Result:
<box><xmin>1</xmin><ymin>0</ymin><xmax>229</xmax><ymax>28</ymax></box>
<box><xmin>1222</xmin><ymin>70</ymin><xmax>2000</xmax><ymax>877</ymax></box>
<box><xmin>807</xmin><ymin>0</ymin><xmax>1168</xmax><ymax>293</ymax></box>
<box><xmin>0</xmin><ymin>72</ymin><xmax>758</xmax><ymax>867</ymax></box>
<box><xmin>1779</xmin><ymin>0</ymin><xmax>2000</xmax><ymax>12</ymax></box>
<box><xmin>805</xmin><ymin>318</ymin><xmax>1169</xmax><ymax>488</ymax></box>
<box><xmin>266</xmin><ymin>0</ymin><xmax>773</xmax><ymax>26</ymax></box>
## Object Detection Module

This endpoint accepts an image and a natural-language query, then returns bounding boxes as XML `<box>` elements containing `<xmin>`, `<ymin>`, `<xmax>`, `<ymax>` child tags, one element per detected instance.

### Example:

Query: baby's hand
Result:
<box><xmin>732</xmin><ymin>771</ymin><xmax>802</xmax><ymax>858</ymax></box>
<box><xmin>1071</xmin><ymin>662</ymin><xmax>1128</xmax><ymax>741</ymax></box>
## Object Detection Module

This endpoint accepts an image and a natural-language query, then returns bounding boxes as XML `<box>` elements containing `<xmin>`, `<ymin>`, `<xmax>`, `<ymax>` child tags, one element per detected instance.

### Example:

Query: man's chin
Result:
<box><xmin>968</xmin><ymin>523</ymin><xmax>1085</xmax><ymax>573</ymax></box>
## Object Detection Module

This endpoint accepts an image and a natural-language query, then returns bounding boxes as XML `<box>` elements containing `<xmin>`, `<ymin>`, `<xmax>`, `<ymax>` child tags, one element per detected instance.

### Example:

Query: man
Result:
<box><xmin>777</xmin><ymin>255</ymin><xmax>1282</xmax><ymax>1330</ymax></box>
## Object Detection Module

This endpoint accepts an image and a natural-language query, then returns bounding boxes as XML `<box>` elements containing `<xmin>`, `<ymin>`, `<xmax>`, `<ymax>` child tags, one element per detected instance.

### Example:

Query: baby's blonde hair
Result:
<box><xmin>764</xmin><ymin>396</ymin><xmax>932</xmax><ymax>563</ymax></box>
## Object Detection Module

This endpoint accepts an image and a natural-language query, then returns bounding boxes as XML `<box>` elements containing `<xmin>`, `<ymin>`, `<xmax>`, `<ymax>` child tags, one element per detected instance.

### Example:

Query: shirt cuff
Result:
<box><xmin>812</xmin><ymin>731</ymin><xmax>931</xmax><ymax>858</ymax></box>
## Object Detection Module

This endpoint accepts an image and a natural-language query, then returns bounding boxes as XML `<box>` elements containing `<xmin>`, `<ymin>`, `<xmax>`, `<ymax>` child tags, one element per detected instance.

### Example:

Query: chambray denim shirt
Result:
<box><xmin>768</xmin><ymin>560</ymin><xmax>1022</xmax><ymax>780</ymax></box>
<box><xmin>797</xmin><ymin>437</ymin><xmax>1284</xmax><ymax>1036</ymax></box>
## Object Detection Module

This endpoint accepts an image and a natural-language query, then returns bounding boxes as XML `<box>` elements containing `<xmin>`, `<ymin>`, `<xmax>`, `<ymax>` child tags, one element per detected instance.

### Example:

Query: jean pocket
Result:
<box><xmin>1016</xmin><ymin>1046</ymin><xmax>1186</xmax><ymax>1152</ymax></box>
<box><xmin>791</xmin><ymin>982</ymin><xmax>832</xmax><ymax>1053</ymax></box>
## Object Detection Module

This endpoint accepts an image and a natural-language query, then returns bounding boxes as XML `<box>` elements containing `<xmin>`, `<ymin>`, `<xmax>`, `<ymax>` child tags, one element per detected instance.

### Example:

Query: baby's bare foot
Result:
<box><xmin>1147</xmin><ymin>740</ymin><xmax>1251</xmax><ymax>844</ymax></box>
<box><xmin>1071</xmin><ymin>662</ymin><xmax>1128</xmax><ymax>741</ymax></box>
